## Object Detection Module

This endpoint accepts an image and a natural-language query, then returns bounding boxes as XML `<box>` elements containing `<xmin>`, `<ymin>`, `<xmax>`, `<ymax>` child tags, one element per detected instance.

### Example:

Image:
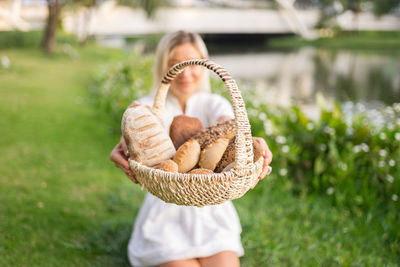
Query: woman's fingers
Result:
<box><xmin>110</xmin><ymin>140</ymin><xmax>139</xmax><ymax>184</ymax></box>
<box><xmin>253</xmin><ymin>137</ymin><xmax>273</xmax><ymax>180</ymax></box>
<box><xmin>258</xmin><ymin>157</ymin><xmax>269</xmax><ymax>179</ymax></box>
<box><xmin>119</xmin><ymin>138</ymin><xmax>130</xmax><ymax>157</ymax></box>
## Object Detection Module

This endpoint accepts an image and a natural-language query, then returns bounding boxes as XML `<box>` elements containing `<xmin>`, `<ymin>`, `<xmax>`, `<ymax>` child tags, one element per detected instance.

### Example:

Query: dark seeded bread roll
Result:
<box><xmin>191</xmin><ymin>119</ymin><xmax>236</xmax><ymax>150</ymax></box>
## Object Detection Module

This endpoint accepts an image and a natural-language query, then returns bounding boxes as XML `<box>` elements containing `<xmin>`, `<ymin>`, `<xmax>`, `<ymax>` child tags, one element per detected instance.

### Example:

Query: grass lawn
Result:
<box><xmin>267</xmin><ymin>30</ymin><xmax>400</xmax><ymax>54</ymax></box>
<box><xmin>0</xmin><ymin>43</ymin><xmax>398</xmax><ymax>266</ymax></box>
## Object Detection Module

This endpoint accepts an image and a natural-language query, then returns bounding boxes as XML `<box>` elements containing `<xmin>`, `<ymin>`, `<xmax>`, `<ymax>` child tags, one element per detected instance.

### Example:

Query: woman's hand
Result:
<box><xmin>251</xmin><ymin>137</ymin><xmax>273</xmax><ymax>189</ymax></box>
<box><xmin>109</xmin><ymin>137</ymin><xmax>139</xmax><ymax>184</ymax></box>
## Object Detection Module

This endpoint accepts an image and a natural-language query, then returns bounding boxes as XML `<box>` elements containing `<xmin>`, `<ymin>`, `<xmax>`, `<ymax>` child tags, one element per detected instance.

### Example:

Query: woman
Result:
<box><xmin>110</xmin><ymin>31</ymin><xmax>273</xmax><ymax>267</ymax></box>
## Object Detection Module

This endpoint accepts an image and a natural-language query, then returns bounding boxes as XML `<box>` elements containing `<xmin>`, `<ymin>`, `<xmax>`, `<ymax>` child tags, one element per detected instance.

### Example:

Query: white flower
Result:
<box><xmin>324</xmin><ymin>127</ymin><xmax>336</xmax><ymax>135</ymax></box>
<box><xmin>378</xmin><ymin>161</ymin><xmax>385</xmax><ymax>168</ymax></box>
<box><xmin>395</xmin><ymin>133</ymin><xmax>400</xmax><ymax>141</ymax></box>
<box><xmin>338</xmin><ymin>162</ymin><xmax>347</xmax><ymax>171</ymax></box>
<box><xmin>380</xmin><ymin>132</ymin><xmax>387</xmax><ymax>140</ymax></box>
<box><xmin>281</xmin><ymin>145</ymin><xmax>290</xmax><ymax>153</ymax></box>
<box><xmin>360</xmin><ymin>143</ymin><xmax>369</xmax><ymax>152</ymax></box>
<box><xmin>258</xmin><ymin>112</ymin><xmax>267</xmax><ymax>120</ymax></box>
<box><xmin>326</xmin><ymin>187</ymin><xmax>335</xmax><ymax>195</ymax></box>
<box><xmin>275</xmin><ymin>136</ymin><xmax>287</xmax><ymax>144</ymax></box>
<box><xmin>392</xmin><ymin>194</ymin><xmax>398</xmax><ymax>202</ymax></box>
<box><xmin>264</xmin><ymin>121</ymin><xmax>273</xmax><ymax>136</ymax></box>
<box><xmin>389</xmin><ymin>160</ymin><xmax>395</xmax><ymax>167</ymax></box>
<box><xmin>253</xmin><ymin>100</ymin><xmax>260</xmax><ymax>108</ymax></box>
<box><xmin>387</xmin><ymin>175</ymin><xmax>394</xmax><ymax>183</ymax></box>
<box><xmin>356</xmin><ymin>103</ymin><xmax>366</xmax><ymax>112</ymax></box>
<box><xmin>346</xmin><ymin>127</ymin><xmax>354</xmax><ymax>135</ymax></box>
<box><xmin>353</xmin><ymin>145</ymin><xmax>361</xmax><ymax>153</ymax></box>
<box><xmin>279</xmin><ymin>168</ymin><xmax>288</xmax><ymax>176</ymax></box>
<box><xmin>320</xmin><ymin>144</ymin><xmax>327</xmax><ymax>151</ymax></box>
<box><xmin>394</xmin><ymin>103</ymin><xmax>400</xmax><ymax>112</ymax></box>
<box><xmin>387</xmin><ymin>123</ymin><xmax>395</xmax><ymax>131</ymax></box>
<box><xmin>1</xmin><ymin>56</ymin><xmax>10</xmax><ymax>69</ymax></box>
<box><xmin>379</xmin><ymin>149</ymin><xmax>387</xmax><ymax>157</ymax></box>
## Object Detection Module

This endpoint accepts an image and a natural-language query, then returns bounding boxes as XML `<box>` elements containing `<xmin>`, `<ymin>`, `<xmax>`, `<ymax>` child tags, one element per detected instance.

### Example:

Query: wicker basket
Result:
<box><xmin>128</xmin><ymin>59</ymin><xmax>264</xmax><ymax>207</ymax></box>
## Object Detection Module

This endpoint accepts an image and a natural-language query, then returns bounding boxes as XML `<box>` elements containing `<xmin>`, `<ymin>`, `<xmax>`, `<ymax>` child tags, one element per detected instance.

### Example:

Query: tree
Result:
<box><xmin>317</xmin><ymin>0</ymin><xmax>400</xmax><ymax>29</ymax></box>
<box><xmin>41</xmin><ymin>0</ymin><xmax>168</xmax><ymax>55</ymax></box>
<box><xmin>42</xmin><ymin>0</ymin><xmax>62</xmax><ymax>54</ymax></box>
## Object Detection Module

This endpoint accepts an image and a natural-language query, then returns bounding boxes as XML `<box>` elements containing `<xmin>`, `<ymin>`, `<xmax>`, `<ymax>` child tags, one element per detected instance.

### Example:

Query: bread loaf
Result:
<box><xmin>191</xmin><ymin>119</ymin><xmax>235</xmax><ymax>150</ymax></box>
<box><xmin>199</xmin><ymin>138</ymin><xmax>229</xmax><ymax>171</ymax></box>
<box><xmin>122</xmin><ymin>104</ymin><xmax>176</xmax><ymax>167</ymax></box>
<box><xmin>154</xmin><ymin>159</ymin><xmax>179</xmax><ymax>173</ymax></box>
<box><xmin>169</xmin><ymin>115</ymin><xmax>204</xmax><ymax>149</ymax></box>
<box><xmin>173</xmin><ymin>139</ymin><xmax>201</xmax><ymax>173</ymax></box>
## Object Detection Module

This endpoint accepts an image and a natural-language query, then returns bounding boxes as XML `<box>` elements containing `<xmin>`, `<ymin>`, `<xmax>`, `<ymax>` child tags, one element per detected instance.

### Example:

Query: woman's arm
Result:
<box><xmin>109</xmin><ymin>136</ymin><xmax>139</xmax><ymax>184</ymax></box>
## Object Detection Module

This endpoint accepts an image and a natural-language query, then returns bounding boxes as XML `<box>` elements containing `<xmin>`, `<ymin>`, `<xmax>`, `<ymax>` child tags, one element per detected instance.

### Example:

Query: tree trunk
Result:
<box><xmin>42</xmin><ymin>0</ymin><xmax>61</xmax><ymax>54</ymax></box>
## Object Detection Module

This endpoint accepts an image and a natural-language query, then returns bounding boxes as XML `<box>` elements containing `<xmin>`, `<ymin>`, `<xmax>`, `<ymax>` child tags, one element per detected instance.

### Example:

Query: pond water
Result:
<box><xmin>98</xmin><ymin>37</ymin><xmax>400</xmax><ymax>120</ymax></box>
<box><xmin>209</xmin><ymin>48</ymin><xmax>400</xmax><ymax>119</ymax></box>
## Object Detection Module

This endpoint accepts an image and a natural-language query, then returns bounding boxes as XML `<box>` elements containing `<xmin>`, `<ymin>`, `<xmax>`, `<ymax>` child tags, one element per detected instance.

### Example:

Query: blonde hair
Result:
<box><xmin>151</xmin><ymin>30</ymin><xmax>211</xmax><ymax>94</ymax></box>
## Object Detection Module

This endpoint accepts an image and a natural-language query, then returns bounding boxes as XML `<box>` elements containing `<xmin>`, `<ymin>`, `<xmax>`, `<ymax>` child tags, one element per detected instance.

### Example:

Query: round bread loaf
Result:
<box><xmin>154</xmin><ymin>159</ymin><xmax>178</xmax><ymax>173</ymax></box>
<box><xmin>173</xmin><ymin>139</ymin><xmax>201</xmax><ymax>173</ymax></box>
<box><xmin>122</xmin><ymin>104</ymin><xmax>176</xmax><ymax>167</ymax></box>
<box><xmin>169</xmin><ymin>115</ymin><xmax>204</xmax><ymax>149</ymax></box>
<box><xmin>199</xmin><ymin>138</ymin><xmax>229</xmax><ymax>171</ymax></box>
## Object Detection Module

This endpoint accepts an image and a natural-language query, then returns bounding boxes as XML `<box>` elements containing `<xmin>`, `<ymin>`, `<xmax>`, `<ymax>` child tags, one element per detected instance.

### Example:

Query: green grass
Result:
<box><xmin>267</xmin><ymin>30</ymin><xmax>400</xmax><ymax>54</ymax></box>
<box><xmin>0</xmin><ymin>42</ymin><xmax>398</xmax><ymax>266</ymax></box>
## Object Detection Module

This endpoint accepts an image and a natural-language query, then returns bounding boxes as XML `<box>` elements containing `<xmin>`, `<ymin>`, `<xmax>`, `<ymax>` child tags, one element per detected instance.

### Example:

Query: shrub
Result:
<box><xmin>90</xmin><ymin>55</ymin><xmax>400</xmax><ymax>245</ymax></box>
<box><xmin>89</xmin><ymin>52</ymin><xmax>153</xmax><ymax>134</ymax></box>
<box><xmin>0</xmin><ymin>30</ymin><xmax>43</xmax><ymax>49</ymax></box>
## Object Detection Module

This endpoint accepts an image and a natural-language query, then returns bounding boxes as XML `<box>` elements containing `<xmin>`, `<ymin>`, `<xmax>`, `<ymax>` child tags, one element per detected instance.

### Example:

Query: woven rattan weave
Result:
<box><xmin>128</xmin><ymin>59</ymin><xmax>263</xmax><ymax>206</ymax></box>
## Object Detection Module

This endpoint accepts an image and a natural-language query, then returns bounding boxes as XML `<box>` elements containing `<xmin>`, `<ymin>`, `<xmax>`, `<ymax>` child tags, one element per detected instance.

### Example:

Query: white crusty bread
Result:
<box><xmin>122</xmin><ymin>104</ymin><xmax>176</xmax><ymax>167</ymax></box>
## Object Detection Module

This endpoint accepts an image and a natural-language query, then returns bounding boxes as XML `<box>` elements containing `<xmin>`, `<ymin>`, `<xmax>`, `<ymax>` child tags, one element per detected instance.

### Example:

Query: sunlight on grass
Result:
<box><xmin>1</xmin><ymin>41</ymin><xmax>398</xmax><ymax>266</ymax></box>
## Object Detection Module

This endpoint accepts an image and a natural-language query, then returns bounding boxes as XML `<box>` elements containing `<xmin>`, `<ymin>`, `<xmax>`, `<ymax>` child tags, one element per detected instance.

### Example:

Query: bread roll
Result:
<box><xmin>199</xmin><ymin>138</ymin><xmax>229</xmax><ymax>171</ymax></box>
<box><xmin>169</xmin><ymin>115</ymin><xmax>204</xmax><ymax>149</ymax></box>
<box><xmin>173</xmin><ymin>139</ymin><xmax>201</xmax><ymax>173</ymax></box>
<box><xmin>154</xmin><ymin>159</ymin><xmax>178</xmax><ymax>173</ymax></box>
<box><xmin>191</xmin><ymin>119</ymin><xmax>235</xmax><ymax>150</ymax></box>
<box><xmin>122</xmin><ymin>104</ymin><xmax>176</xmax><ymax>167</ymax></box>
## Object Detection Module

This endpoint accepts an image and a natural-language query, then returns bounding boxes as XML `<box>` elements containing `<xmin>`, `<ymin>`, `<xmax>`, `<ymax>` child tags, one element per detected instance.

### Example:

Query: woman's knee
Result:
<box><xmin>158</xmin><ymin>258</ymin><xmax>201</xmax><ymax>267</ymax></box>
<box><xmin>198</xmin><ymin>251</ymin><xmax>240</xmax><ymax>267</ymax></box>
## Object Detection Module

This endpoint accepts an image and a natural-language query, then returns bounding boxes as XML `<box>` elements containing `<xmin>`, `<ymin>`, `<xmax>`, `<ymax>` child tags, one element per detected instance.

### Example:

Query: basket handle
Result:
<box><xmin>152</xmin><ymin>59</ymin><xmax>254</xmax><ymax>171</ymax></box>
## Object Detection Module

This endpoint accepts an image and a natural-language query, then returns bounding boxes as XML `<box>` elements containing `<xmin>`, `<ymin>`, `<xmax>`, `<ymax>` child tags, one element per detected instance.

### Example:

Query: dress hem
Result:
<box><xmin>128</xmin><ymin>242</ymin><xmax>244</xmax><ymax>267</ymax></box>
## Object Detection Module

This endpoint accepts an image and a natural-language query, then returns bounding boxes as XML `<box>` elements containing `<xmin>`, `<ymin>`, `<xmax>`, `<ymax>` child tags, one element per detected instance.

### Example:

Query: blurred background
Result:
<box><xmin>1</xmin><ymin>0</ymin><xmax>399</xmax><ymax>266</ymax></box>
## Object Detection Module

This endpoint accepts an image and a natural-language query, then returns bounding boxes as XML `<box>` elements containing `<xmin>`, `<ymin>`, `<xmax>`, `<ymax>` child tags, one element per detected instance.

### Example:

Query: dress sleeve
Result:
<box><xmin>207</xmin><ymin>94</ymin><xmax>235</xmax><ymax>125</ymax></box>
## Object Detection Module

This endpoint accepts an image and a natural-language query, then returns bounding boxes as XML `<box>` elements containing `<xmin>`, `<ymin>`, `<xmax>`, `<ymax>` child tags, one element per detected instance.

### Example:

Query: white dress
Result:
<box><xmin>127</xmin><ymin>91</ymin><xmax>244</xmax><ymax>267</ymax></box>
